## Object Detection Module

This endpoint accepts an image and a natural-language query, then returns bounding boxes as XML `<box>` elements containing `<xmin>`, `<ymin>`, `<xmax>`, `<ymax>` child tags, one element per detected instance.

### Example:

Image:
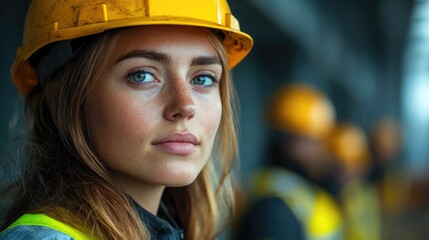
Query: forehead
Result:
<box><xmin>114</xmin><ymin>25</ymin><xmax>218</xmax><ymax>55</ymax></box>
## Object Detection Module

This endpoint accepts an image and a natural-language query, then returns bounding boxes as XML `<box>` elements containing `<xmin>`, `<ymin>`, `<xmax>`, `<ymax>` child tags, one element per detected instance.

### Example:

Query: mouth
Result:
<box><xmin>152</xmin><ymin>132</ymin><xmax>199</xmax><ymax>155</ymax></box>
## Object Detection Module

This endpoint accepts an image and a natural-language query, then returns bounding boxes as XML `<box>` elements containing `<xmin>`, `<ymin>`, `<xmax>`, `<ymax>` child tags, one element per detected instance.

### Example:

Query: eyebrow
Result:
<box><xmin>191</xmin><ymin>55</ymin><xmax>221</xmax><ymax>66</ymax></box>
<box><xmin>117</xmin><ymin>50</ymin><xmax>169</xmax><ymax>64</ymax></box>
<box><xmin>116</xmin><ymin>50</ymin><xmax>221</xmax><ymax>66</ymax></box>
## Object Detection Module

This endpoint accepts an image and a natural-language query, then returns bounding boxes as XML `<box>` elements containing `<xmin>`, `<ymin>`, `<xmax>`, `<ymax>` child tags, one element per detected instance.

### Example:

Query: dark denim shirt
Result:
<box><xmin>136</xmin><ymin>202</ymin><xmax>185</xmax><ymax>240</ymax></box>
<box><xmin>0</xmin><ymin>202</ymin><xmax>184</xmax><ymax>240</ymax></box>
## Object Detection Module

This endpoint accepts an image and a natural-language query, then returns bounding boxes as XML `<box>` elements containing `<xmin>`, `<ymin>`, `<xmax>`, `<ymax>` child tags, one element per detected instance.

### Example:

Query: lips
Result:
<box><xmin>152</xmin><ymin>132</ymin><xmax>199</xmax><ymax>155</ymax></box>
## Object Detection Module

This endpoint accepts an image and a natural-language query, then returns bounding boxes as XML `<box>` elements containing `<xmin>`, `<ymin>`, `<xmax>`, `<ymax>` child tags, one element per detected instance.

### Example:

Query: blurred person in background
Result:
<box><xmin>368</xmin><ymin>117</ymin><xmax>409</xmax><ymax>213</ymax></box>
<box><xmin>234</xmin><ymin>83</ymin><xmax>343</xmax><ymax>240</ymax></box>
<box><xmin>367</xmin><ymin>117</ymin><xmax>411</xmax><ymax>239</ymax></box>
<box><xmin>329</xmin><ymin>122</ymin><xmax>381</xmax><ymax>240</ymax></box>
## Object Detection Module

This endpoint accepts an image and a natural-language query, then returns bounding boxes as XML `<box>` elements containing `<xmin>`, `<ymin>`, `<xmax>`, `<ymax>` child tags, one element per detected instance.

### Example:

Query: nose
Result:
<box><xmin>163</xmin><ymin>79</ymin><xmax>197</xmax><ymax>121</ymax></box>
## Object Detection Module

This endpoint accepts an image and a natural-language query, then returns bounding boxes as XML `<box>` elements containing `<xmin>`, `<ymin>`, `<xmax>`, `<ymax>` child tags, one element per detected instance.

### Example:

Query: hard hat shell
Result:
<box><xmin>328</xmin><ymin>122</ymin><xmax>370</xmax><ymax>171</ymax></box>
<box><xmin>267</xmin><ymin>83</ymin><xmax>336</xmax><ymax>140</ymax></box>
<box><xmin>12</xmin><ymin>0</ymin><xmax>254</xmax><ymax>96</ymax></box>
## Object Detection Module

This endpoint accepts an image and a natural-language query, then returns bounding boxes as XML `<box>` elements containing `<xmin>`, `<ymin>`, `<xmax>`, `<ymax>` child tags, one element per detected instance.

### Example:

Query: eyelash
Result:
<box><xmin>194</xmin><ymin>72</ymin><xmax>220</xmax><ymax>89</ymax></box>
<box><xmin>125</xmin><ymin>67</ymin><xmax>157</xmax><ymax>86</ymax></box>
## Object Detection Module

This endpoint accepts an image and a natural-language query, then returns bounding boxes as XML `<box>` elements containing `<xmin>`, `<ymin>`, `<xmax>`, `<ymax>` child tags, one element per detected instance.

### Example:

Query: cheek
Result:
<box><xmin>87</xmin><ymin>93</ymin><xmax>157</xmax><ymax>158</ymax></box>
<box><xmin>200</xmin><ymin>99</ymin><xmax>223</xmax><ymax>138</ymax></box>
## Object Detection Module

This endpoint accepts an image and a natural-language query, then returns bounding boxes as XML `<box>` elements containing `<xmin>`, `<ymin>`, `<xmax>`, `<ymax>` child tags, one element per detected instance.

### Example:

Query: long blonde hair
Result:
<box><xmin>1</xmin><ymin>27</ymin><xmax>238</xmax><ymax>240</ymax></box>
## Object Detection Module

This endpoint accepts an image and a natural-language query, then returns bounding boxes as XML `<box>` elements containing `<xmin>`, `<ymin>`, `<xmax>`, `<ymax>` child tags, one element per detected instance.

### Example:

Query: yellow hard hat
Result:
<box><xmin>328</xmin><ymin>122</ymin><xmax>370</xmax><ymax>171</ymax></box>
<box><xmin>12</xmin><ymin>0</ymin><xmax>254</xmax><ymax>96</ymax></box>
<box><xmin>267</xmin><ymin>83</ymin><xmax>336</xmax><ymax>140</ymax></box>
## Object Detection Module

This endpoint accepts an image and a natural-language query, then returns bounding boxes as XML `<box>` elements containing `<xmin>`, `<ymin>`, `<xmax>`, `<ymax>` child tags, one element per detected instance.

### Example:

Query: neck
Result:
<box><xmin>112</xmin><ymin>172</ymin><xmax>166</xmax><ymax>215</ymax></box>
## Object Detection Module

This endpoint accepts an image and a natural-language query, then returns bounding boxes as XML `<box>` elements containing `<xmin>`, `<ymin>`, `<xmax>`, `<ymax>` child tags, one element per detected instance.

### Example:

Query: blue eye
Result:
<box><xmin>191</xmin><ymin>75</ymin><xmax>215</xmax><ymax>87</ymax></box>
<box><xmin>129</xmin><ymin>71</ymin><xmax>155</xmax><ymax>83</ymax></box>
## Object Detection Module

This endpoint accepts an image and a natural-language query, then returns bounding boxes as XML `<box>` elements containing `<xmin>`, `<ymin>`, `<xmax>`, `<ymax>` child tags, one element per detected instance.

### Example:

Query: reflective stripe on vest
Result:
<box><xmin>250</xmin><ymin>167</ymin><xmax>343</xmax><ymax>240</ymax></box>
<box><xmin>4</xmin><ymin>213</ymin><xmax>94</xmax><ymax>240</ymax></box>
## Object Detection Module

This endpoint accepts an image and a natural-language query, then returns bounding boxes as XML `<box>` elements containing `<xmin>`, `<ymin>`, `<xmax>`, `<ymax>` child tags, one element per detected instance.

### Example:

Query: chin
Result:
<box><xmin>149</xmin><ymin>156</ymin><xmax>209</xmax><ymax>187</ymax></box>
<box><xmin>163</xmin><ymin>173</ymin><xmax>200</xmax><ymax>187</ymax></box>
<box><xmin>158</xmin><ymin>165</ymin><xmax>204</xmax><ymax>187</ymax></box>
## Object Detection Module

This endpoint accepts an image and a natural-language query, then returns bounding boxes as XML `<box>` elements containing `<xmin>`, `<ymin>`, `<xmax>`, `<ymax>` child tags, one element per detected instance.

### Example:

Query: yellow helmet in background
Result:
<box><xmin>267</xmin><ymin>83</ymin><xmax>336</xmax><ymax>140</ymax></box>
<box><xmin>12</xmin><ymin>0</ymin><xmax>254</xmax><ymax>96</ymax></box>
<box><xmin>328</xmin><ymin>122</ymin><xmax>370</xmax><ymax>172</ymax></box>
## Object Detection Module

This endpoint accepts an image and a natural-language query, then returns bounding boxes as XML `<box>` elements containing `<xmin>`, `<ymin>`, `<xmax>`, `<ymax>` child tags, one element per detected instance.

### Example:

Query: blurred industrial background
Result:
<box><xmin>2</xmin><ymin>0</ymin><xmax>429</xmax><ymax>239</ymax></box>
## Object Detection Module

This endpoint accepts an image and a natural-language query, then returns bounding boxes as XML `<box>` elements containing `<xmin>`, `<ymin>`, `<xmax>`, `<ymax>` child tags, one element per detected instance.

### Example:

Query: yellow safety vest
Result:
<box><xmin>3</xmin><ymin>213</ymin><xmax>94</xmax><ymax>240</ymax></box>
<box><xmin>341</xmin><ymin>178</ymin><xmax>381</xmax><ymax>240</ymax></box>
<box><xmin>249</xmin><ymin>167</ymin><xmax>343</xmax><ymax>240</ymax></box>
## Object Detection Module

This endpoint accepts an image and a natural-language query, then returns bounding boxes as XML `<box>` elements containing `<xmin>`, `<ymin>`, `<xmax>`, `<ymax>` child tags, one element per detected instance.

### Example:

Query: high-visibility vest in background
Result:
<box><xmin>249</xmin><ymin>167</ymin><xmax>344</xmax><ymax>240</ymax></box>
<box><xmin>341</xmin><ymin>177</ymin><xmax>381</xmax><ymax>240</ymax></box>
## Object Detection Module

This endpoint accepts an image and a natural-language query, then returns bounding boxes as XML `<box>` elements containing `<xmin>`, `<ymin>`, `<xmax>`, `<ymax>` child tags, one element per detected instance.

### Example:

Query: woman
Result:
<box><xmin>0</xmin><ymin>0</ymin><xmax>253</xmax><ymax>239</ymax></box>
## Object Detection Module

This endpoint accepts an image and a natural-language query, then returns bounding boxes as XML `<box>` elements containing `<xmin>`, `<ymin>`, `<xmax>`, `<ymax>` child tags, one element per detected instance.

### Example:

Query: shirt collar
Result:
<box><xmin>133</xmin><ymin>201</ymin><xmax>185</xmax><ymax>240</ymax></box>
